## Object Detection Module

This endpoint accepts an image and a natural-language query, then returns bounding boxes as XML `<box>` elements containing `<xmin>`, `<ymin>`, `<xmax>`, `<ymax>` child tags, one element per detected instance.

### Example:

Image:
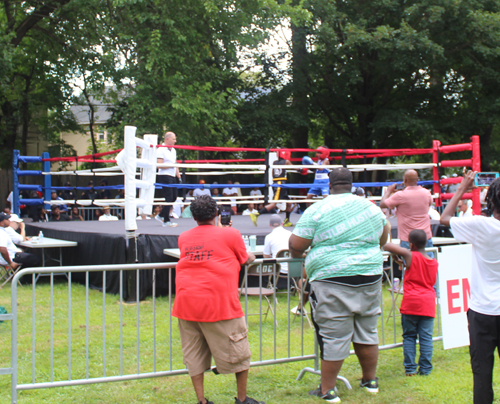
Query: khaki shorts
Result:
<box><xmin>178</xmin><ymin>317</ymin><xmax>251</xmax><ymax>376</ymax></box>
<box><xmin>310</xmin><ymin>280</ymin><xmax>381</xmax><ymax>361</ymax></box>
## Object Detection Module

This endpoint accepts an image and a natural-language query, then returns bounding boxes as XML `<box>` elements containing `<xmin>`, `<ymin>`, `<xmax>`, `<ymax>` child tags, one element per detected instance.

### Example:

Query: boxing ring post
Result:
<box><xmin>42</xmin><ymin>152</ymin><xmax>51</xmax><ymax>211</ymax></box>
<box><xmin>12</xmin><ymin>150</ymin><xmax>20</xmax><ymax>215</ymax></box>
<box><xmin>432</xmin><ymin>140</ymin><xmax>441</xmax><ymax>208</ymax></box>
<box><xmin>264</xmin><ymin>149</ymin><xmax>270</xmax><ymax>205</ymax></box>
<box><xmin>471</xmin><ymin>135</ymin><xmax>482</xmax><ymax>215</ymax></box>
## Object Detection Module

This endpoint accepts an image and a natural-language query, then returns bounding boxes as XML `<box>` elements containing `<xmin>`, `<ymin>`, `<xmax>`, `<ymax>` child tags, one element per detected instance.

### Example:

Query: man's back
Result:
<box><xmin>383</xmin><ymin>186</ymin><xmax>432</xmax><ymax>241</ymax></box>
<box><xmin>264</xmin><ymin>226</ymin><xmax>292</xmax><ymax>272</ymax></box>
<box><xmin>293</xmin><ymin>194</ymin><xmax>386</xmax><ymax>281</ymax></box>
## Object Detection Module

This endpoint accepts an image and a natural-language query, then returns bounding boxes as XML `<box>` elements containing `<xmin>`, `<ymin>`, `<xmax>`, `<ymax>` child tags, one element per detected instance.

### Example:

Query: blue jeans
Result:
<box><xmin>401</xmin><ymin>314</ymin><xmax>434</xmax><ymax>375</ymax></box>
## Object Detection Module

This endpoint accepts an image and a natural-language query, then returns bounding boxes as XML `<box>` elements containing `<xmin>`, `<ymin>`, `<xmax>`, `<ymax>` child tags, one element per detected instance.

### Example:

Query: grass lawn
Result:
<box><xmin>0</xmin><ymin>278</ymin><xmax>493</xmax><ymax>403</ymax></box>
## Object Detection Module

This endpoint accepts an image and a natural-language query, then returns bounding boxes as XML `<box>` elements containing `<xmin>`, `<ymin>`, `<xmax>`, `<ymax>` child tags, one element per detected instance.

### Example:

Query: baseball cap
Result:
<box><xmin>9</xmin><ymin>214</ymin><xmax>23</xmax><ymax>223</ymax></box>
<box><xmin>0</xmin><ymin>212</ymin><xmax>11</xmax><ymax>222</ymax></box>
<box><xmin>452</xmin><ymin>173</ymin><xmax>458</xmax><ymax>178</ymax></box>
<box><xmin>270</xmin><ymin>214</ymin><xmax>283</xmax><ymax>226</ymax></box>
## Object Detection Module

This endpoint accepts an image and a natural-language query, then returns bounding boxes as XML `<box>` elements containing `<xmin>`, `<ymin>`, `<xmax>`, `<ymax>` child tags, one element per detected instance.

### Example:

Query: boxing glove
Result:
<box><xmin>302</xmin><ymin>156</ymin><xmax>314</xmax><ymax>165</ymax></box>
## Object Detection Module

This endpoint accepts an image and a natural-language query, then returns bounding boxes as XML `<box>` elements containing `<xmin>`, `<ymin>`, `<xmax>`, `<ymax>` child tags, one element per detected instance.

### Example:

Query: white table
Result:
<box><xmin>164</xmin><ymin>245</ymin><xmax>266</xmax><ymax>260</ymax></box>
<box><xmin>19</xmin><ymin>237</ymin><xmax>78</xmax><ymax>281</ymax></box>
<box><xmin>391</xmin><ymin>237</ymin><xmax>459</xmax><ymax>246</ymax></box>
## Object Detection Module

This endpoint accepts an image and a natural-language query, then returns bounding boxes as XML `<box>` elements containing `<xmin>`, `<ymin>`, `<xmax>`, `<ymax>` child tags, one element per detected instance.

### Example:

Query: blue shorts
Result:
<box><xmin>308</xmin><ymin>184</ymin><xmax>329</xmax><ymax>196</ymax></box>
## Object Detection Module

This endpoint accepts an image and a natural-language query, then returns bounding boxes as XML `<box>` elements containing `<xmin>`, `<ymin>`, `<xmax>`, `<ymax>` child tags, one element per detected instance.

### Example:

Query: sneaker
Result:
<box><xmin>163</xmin><ymin>221</ymin><xmax>178</xmax><ymax>227</ymax></box>
<box><xmin>198</xmin><ymin>399</ymin><xmax>214</xmax><ymax>404</ymax></box>
<box><xmin>283</xmin><ymin>218</ymin><xmax>293</xmax><ymax>227</ymax></box>
<box><xmin>235</xmin><ymin>396</ymin><xmax>265</xmax><ymax>404</ymax></box>
<box><xmin>291</xmin><ymin>306</ymin><xmax>306</xmax><ymax>316</ymax></box>
<box><xmin>154</xmin><ymin>215</ymin><xmax>164</xmax><ymax>224</ymax></box>
<box><xmin>249</xmin><ymin>212</ymin><xmax>260</xmax><ymax>227</ymax></box>
<box><xmin>360</xmin><ymin>378</ymin><xmax>379</xmax><ymax>394</ymax></box>
<box><xmin>308</xmin><ymin>385</ymin><xmax>341</xmax><ymax>403</ymax></box>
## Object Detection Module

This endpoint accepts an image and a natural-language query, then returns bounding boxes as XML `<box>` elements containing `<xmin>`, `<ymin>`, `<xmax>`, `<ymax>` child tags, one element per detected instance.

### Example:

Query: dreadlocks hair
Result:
<box><xmin>485</xmin><ymin>177</ymin><xmax>500</xmax><ymax>217</ymax></box>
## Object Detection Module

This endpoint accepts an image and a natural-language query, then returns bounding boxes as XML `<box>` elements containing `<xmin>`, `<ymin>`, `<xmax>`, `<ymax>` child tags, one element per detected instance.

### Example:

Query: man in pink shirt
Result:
<box><xmin>380</xmin><ymin>170</ymin><xmax>433</xmax><ymax>252</ymax></box>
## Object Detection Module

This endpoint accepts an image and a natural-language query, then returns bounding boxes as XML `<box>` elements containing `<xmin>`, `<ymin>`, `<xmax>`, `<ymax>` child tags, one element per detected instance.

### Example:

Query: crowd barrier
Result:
<box><xmin>1</xmin><ymin>252</ymin><xmax>441</xmax><ymax>404</ymax></box>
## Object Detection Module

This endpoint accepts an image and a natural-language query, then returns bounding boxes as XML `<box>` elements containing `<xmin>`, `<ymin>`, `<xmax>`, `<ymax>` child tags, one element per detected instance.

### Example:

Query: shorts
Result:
<box><xmin>310</xmin><ymin>280</ymin><xmax>381</xmax><ymax>361</ymax></box>
<box><xmin>178</xmin><ymin>317</ymin><xmax>251</xmax><ymax>376</ymax></box>
<box><xmin>272</xmin><ymin>181</ymin><xmax>289</xmax><ymax>201</ymax></box>
<box><xmin>308</xmin><ymin>183</ymin><xmax>329</xmax><ymax>196</ymax></box>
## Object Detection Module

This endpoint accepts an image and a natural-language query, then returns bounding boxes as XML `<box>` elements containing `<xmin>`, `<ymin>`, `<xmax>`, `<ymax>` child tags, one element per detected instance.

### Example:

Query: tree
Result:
<box><xmin>277</xmin><ymin>0</ymin><xmax>500</xmax><ymax>163</ymax></box>
<box><xmin>105</xmin><ymin>0</ymin><xmax>290</xmax><ymax>153</ymax></box>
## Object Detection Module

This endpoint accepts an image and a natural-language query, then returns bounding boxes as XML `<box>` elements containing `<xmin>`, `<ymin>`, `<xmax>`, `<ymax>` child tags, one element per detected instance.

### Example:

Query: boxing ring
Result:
<box><xmin>10</xmin><ymin>132</ymin><xmax>481</xmax><ymax>299</ymax></box>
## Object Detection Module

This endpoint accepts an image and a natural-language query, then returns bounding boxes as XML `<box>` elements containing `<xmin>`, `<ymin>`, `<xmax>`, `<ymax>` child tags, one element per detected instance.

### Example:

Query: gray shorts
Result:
<box><xmin>310</xmin><ymin>280</ymin><xmax>381</xmax><ymax>361</ymax></box>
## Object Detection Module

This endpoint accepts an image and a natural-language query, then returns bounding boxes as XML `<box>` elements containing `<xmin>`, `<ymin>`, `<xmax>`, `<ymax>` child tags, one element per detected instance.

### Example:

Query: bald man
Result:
<box><xmin>380</xmin><ymin>170</ymin><xmax>433</xmax><ymax>251</ymax></box>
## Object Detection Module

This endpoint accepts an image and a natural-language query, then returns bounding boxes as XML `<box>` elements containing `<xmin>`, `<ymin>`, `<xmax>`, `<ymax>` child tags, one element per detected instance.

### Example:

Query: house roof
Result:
<box><xmin>70</xmin><ymin>105</ymin><xmax>113</xmax><ymax>125</ymax></box>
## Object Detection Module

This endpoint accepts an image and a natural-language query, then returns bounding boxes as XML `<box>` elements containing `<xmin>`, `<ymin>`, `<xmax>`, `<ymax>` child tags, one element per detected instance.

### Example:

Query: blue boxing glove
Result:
<box><xmin>302</xmin><ymin>156</ymin><xmax>315</xmax><ymax>165</ymax></box>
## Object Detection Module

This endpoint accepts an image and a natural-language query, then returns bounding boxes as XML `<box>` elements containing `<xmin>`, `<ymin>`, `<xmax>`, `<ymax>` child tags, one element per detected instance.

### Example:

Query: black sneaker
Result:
<box><xmin>235</xmin><ymin>396</ymin><xmax>265</xmax><ymax>404</ymax></box>
<box><xmin>198</xmin><ymin>399</ymin><xmax>214</xmax><ymax>404</ymax></box>
<box><xmin>360</xmin><ymin>377</ymin><xmax>379</xmax><ymax>394</ymax></box>
<box><xmin>308</xmin><ymin>385</ymin><xmax>341</xmax><ymax>403</ymax></box>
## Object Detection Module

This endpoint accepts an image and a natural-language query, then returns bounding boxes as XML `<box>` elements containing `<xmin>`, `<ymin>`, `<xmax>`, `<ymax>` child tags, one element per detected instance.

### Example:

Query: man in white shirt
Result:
<box><xmin>242</xmin><ymin>203</ymin><xmax>258</xmax><ymax>216</ymax></box>
<box><xmin>263</xmin><ymin>215</ymin><xmax>292</xmax><ymax>274</ymax></box>
<box><xmin>250</xmin><ymin>187</ymin><xmax>263</xmax><ymax>209</ymax></box>
<box><xmin>99</xmin><ymin>206</ymin><xmax>118</xmax><ymax>221</ymax></box>
<box><xmin>440</xmin><ymin>171</ymin><xmax>500</xmax><ymax>403</ymax></box>
<box><xmin>222</xmin><ymin>180</ymin><xmax>238</xmax><ymax>214</ymax></box>
<box><xmin>157</xmin><ymin>132</ymin><xmax>181</xmax><ymax>227</ymax></box>
<box><xmin>458</xmin><ymin>199</ymin><xmax>473</xmax><ymax>217</ymax></box>
<box><xmin>193</xmin><ymin>180</ymin><xmax>211</xmax><ymax>198</ymax></box>
<box><xmin>0</xmin><ymin>213</ymin><xmax>40</xmax><ymax>269</ymax></box>
<box><xmin>5</xmin><ymin>214</ymin><xmax>26</xmax><ymax>244</ymax></box>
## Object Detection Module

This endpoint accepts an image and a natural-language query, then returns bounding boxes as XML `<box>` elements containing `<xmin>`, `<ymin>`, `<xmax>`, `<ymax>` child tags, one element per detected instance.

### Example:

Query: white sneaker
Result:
<box><xmin>154</xmin><ymin>215</ymin><xmax>164</xmax><ymax>224</ymax></box>
<box><xmin>163</xmin><ymin>221</ymin><xmax>178</xmax><ymax>227</ymax></box>
<box><xmin>291</xmin><ymin>306</ymin><xmax>306</xmax><ymax>316</ymax></box>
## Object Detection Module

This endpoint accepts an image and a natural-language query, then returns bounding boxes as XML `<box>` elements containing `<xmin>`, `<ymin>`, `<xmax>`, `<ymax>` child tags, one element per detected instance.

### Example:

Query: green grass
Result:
<box><xmin>0</xmin><ymin>280</ymin><xmax>495</xmax><ymax>403</ymax></box>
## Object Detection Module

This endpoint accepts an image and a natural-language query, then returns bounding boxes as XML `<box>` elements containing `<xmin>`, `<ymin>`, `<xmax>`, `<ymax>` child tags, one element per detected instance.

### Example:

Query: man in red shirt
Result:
<box><xmin>172</xmin><ymin>195</ymin><xmax>264</xmax><ymax>404</ymax></box>
<box><xmin>380</xmin><ymin>170</ymin><xmax>433</xmax><ymax>253</ymax></box>
<box><xmin>383</xmin><ymin>230</ymin><xmax>438</xmax><ymax>376</ymax></box>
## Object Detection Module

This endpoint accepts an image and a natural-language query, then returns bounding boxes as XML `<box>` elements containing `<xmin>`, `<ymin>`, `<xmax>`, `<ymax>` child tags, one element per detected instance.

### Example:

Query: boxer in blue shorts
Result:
<box><xmin>305</xmin><ymin>146</ymin><xmax>331</xmax><ymax>203</ymax></box>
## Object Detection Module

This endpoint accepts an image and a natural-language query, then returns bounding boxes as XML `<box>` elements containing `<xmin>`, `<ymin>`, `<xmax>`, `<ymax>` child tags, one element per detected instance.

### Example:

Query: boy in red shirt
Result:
<box><xmin>384</xmin><ymin>229</ymin><xmax>439</xmax><ymax>376</ymax></box>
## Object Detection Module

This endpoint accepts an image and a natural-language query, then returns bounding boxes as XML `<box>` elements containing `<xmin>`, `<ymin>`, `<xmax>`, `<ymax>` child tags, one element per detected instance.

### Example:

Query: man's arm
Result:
<box><xmin>379</xmin><ymin>184</ymin><xmax>397</xmax><ymax>209</ymax></box>
<box><xmin>289</xmin><ymin>234</ymin><xmax>312</xmax><ymax>258</ymax></box>
<box><xmin>383</xmin><ymin>242</ymin><xmax>412</xmax><ymax>268</ymax></box>
<box><xmin>245</xmin><ymin>252</ymin><xmax>256</xmax><ymax>265</ymax></box>
<box><xmin>440</xmin><ymin>170</ymin><xmax>477</xmax><ymax>227</ymax></box>
<box><xmin>0</xmin><ymin>246</ymin><xmax>18</xmax><ymax>269</ymax></box>
<box><xmin>379</xmin><ymin>222</ymin><xmax>391</xmax><ymax>248</ymax></box>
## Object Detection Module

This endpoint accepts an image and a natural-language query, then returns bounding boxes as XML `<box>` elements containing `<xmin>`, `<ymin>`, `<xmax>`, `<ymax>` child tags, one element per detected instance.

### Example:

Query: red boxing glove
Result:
<box><xmin>299</xmin><ymin>168</ymin><xmax>309</xmax><ymax>175</ymax></box>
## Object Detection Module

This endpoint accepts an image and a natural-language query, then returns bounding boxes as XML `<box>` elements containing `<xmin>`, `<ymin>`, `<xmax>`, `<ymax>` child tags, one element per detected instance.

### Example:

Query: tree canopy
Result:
<box><xmin>2</xmin><ymin>0</ymin><xmax>500</xmax><ymax>169</ymax></box>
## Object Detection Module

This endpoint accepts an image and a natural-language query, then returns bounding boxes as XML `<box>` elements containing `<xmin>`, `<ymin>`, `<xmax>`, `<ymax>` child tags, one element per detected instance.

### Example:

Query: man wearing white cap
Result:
<box><xmin>0</xmin><ymin>213</ymin><xmax>40</xmax><ymax>270</ymax></box>
<box><xmin>5</xmin><ymin>214</ymin><xmax>27</xmax><ymax>244</ymax></box>
<box><xmin>263</xmin><ymin>215</ymin><xmax>292</xmax><ymax>275</ymax></box>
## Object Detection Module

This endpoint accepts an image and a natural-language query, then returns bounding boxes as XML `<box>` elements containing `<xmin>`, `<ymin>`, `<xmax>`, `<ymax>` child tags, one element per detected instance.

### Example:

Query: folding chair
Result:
<box><xmin>274</xmin><ymin>249</ymin><xmax>299</xmax><ymax>296</ymax></box>
<box><xmin>292</xmin><ymin>276</ymin><xmax>313</xmax><ymax>328</ymax></box>
<box><xmin>239</xmin><ymin>262</ymin><xmax>281</xmax><ymax>326</ymax></box>
<box><xmin>0</xmin><ymin>264</ymin><xmax>23</xmax><ymax>288</ymax></box>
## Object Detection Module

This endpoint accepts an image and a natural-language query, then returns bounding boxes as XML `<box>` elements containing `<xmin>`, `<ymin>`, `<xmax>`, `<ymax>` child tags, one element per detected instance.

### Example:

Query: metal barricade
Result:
<box><xmin>1</xmin><ymin>250</ymin><xmax>442</xmax><ymax>403</ymax></box>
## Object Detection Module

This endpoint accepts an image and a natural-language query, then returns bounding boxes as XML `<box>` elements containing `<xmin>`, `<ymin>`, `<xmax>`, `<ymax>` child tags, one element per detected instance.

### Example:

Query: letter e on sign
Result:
<box><xmin>447</xmin><ymin>279</ymin><xmax>461</xmax><ymax>314</ymax></box>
